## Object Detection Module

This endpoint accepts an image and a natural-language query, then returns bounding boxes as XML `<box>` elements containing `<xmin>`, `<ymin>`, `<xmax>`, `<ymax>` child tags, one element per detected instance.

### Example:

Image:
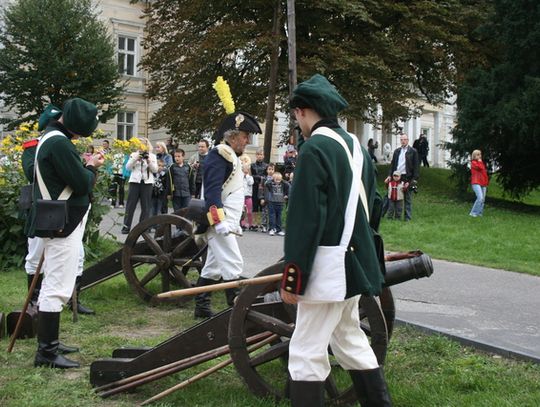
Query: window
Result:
<box><xmin>118</xmin><ymin>36</ymin><xmax>136</xmax><ymax>76</ymax></box>
<box><xmin>117</xmin><ymin>112</ymin><xmax>135</xmax><ymax>140</ymax></box>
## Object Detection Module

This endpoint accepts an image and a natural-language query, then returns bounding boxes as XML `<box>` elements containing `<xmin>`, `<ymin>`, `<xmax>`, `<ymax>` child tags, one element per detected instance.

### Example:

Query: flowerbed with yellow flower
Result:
<box><xmin>0</xmin><ymin>123</ymin><xmax>144</xmax><ymax>268</ymax></box>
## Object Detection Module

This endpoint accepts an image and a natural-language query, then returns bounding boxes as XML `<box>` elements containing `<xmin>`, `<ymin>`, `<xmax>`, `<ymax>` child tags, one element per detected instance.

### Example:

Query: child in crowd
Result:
<box><xmin>258</xmin><ymin>163</ymin><xmax>275</xmax><ymax>233</ymax></box>
<box><xmin>241</xmin><ymin>164</ymin><xmax>255</xmax><ymax>231</ymax></box>
<box><xmin>151</xmin><ymin>159</ymin><xmax>168</xmax><ymax>216</ymax></box>
<box><xmin>265</xmin><ymin>171</ymin><xmax>289</xmax><ymax>236</ymax></box>
<box><xmin>166</xmin><ymin>149</ymin><xmax>192</xmax><ymax>211</ymax></box>
<box><xmin>386</xmin><ymin>170</ymin><xmax>405</xmax><ymax>220</ymax></box>
<box><xmin>82</xmin><ymin>145</ymin><xmax>94</xmax><ymax>164</ymax></box>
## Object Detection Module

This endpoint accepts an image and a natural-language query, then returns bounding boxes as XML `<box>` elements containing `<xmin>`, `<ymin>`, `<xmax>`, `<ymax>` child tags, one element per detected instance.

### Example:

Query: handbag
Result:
<box><xmin>33</xmin><ymin>131</ymin><xmax>73</xmax><ymax>232</ymax></box>
<box><xmin>34</xmin><ymin>199</ymin><xmax>68</xmax><ymax>231</ymax></box>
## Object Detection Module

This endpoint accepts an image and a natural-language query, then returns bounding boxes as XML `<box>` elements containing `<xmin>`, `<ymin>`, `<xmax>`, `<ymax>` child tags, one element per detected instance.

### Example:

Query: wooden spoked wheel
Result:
<box><xmin>122</xmin><ymin>214</ymin><xmax>206</xmax><ymax>305</ymax></box>
<box><xmin>228</xmin><ymin>262</ymin><xmax>389</xmax><ymax>406</ymax></box>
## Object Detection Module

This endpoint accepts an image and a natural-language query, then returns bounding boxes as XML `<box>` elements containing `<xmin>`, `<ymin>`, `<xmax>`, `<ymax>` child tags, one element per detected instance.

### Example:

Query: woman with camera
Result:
<box><xmin>121</xmin><ymin>138</ymin><xmax>158</xmax><ymax>234</ymax></box>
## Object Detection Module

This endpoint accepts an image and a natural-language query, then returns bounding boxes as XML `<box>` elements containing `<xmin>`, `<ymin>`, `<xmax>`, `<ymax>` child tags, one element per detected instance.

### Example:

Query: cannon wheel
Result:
<box><xmin>122</xmin><ymin>214</ymin><xmax>205</xmax><ymax>305</ymax></box>
<box><xmin>228</xmin><ymin>262</ymin><xmax>389</xmax><ymax>406</ymax></box>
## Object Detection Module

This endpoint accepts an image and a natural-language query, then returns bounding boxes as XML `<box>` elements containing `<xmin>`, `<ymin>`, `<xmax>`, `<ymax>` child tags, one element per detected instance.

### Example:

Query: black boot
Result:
<box><xmin>194</xmin><ymin>277</ymin><xmax>216</xmax><ymax>319</ymax></box>
<box><xmin>68</xmin><ymin>277</ymin><xmax>95</xmax><ymax>315</ymax></box>
<box><xmin>34</xmin><ymin>311</ymin><xmax>79</xmax><ymax>369</ymax></box>
<box><xmin>289</xmin><ymin>380</ymin><xmax>325</xmax><ymax>407</ymax></box>
<box><xmin>27</xmin><ymin>273</ymin><xmax>43</xmax><ymax>307</ymax></box>
<box><xmin>224</xmin><ymin>280</ymin><xmax>241</xmax><ymax>307</ymax></box>
<box><xmin>350</xmin><ymin>368</ymin><xmax>392</xmax><ymax>407</ymax></box>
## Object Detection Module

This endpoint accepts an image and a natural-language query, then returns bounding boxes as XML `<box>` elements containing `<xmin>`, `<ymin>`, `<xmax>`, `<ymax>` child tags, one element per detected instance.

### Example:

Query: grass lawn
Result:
<box><xmin>1</xmin><ymin>166</ymin><xmax>539</xmax><ymax>406</ymax></box>
<box><xmin>376</xmin><ymin>165</ymin><xmax>540</xmax><ymax>275</ymax></box>
<box><xmin>1</xmin><ymin>268</ymin><xmax>539</xmax><ymax>407</ymax></box>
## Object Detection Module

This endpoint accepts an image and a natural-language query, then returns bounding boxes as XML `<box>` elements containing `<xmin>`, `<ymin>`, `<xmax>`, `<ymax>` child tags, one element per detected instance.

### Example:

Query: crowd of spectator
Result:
<box><xmin>87</xmin><ymin>138</ymin><xmax>295</xmax><ymax>236</ymax></box>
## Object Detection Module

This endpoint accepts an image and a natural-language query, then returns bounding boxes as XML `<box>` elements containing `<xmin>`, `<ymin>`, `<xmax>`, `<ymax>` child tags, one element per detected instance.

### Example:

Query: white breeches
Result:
<box><xmin>200</xmin><ymin>187</ymin><xmax>244</xmax><ymax>281</ymax></box>
<box><xmin>288</xmin><ymin>295</ymin><xmax>379</xmax><ymax>381</ymax></box>
<box><xmin>25</xmin><ymin>236</ymin><xmax>85</xmax><ymax>277</ymax></box>
<box><xmin>38</xmin><ymin>210</ymin><xmax>88</xmax><ymax>312</ymax></box>
<box><xmin>201</xmin><ymin>228</ymin><xmax>243</xmax><ymax>281</ymax></box>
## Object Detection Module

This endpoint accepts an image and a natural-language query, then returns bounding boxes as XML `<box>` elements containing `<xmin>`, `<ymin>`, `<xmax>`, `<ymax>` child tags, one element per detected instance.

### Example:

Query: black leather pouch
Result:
<box><xmin>34</xmin><ymin>199</ymin><xmax>68</xmax><ymax>231</ymax></box>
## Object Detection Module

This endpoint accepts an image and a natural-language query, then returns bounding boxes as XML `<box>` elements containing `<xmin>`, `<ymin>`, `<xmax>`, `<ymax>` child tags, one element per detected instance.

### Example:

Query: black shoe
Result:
<box><xmin>68</xmin><ymin>277</ymin><xmax>96</xmax><ymax>316</ymax></box>
<box><xmin>194</xmin><ymin>307</ymin><xmax>214</xmax><ymax>319</ymax></box>
<box><xmin>57</xmin><ymin>342</ymin><xmax>79</xmax><ymax>354</ymax></box>
<box><xmin>68</xmin><ymin>301</ymin><xmax>95</xmax><ymax>315</ymax></box>
<box><xmin>350</xmin><ymin>368</ymin><xmax>392</xmax><ymax>407</ymax></box>
<box><xmin>34</xmin><ymin>348</ymin><xmax>80</xmax><ymax>368</ymax></box>
<box><xmin>34</xmin><ymin>311</ymin><xmax>80</xmax><ymax>369</ymax></box>
<box><xmin>289</xmin><ymin>380</ymin><xmax>325</xmax><ymax>407</ymax></box>
<box><xmin>121</xmin><ymin>227</ymin><xmax>130</xmax><ymax>234</ymax></box>
<box><xmin>194</xmin><ymin>277</ymin><xmax>216</xmax><ymax>319</ymax></box>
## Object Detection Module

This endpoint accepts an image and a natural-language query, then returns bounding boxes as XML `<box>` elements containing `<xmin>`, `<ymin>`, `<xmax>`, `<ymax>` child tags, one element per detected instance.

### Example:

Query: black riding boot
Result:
<box><xmin>350</xmin><ymin>368</ymin><xmax>392</xmax><ymax>407</ymax></box>
<box><xmin>289</xmin><ymin>380</ymin><xmax>325</xmax><ymax>407</ymax></box>
<box><xmin>194</xmin><ymin>277</ymin><xmax>216</xmax><ymax>319</ymax></box>
<box><xmin>27</xmin><ymin>273</ymin><xmax>43</xmax><ymax>307</ymax></box>
<box><xmin>68</xmin><ymin>276</ymin><xmax>95</xmax><ymax>315</ymax></box>
<box><xmin>34</xmin><ymin>311</ymin><xmax>79</xmax><ymax>369</ymax></box>
<box><xmin>224</xmin><ymin>279</ymin><xmax>241</xmax><ymax>307</ymax></box>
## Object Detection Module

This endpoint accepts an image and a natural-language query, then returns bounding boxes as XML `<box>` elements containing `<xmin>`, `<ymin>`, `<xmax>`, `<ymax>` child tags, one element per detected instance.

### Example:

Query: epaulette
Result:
<box><xmin>23</xmin><ymin>139</ymin><xmax>39</xmax><ymax>149</ymax></box>
<box><xmin>216</xmin><ymin>144</ymin><xmax>235</xmax><ymax>163</ymax></box>
<box><xmin>281</xmin><ymin>263</ymin><xmax>302</xmax><ymax>294</ymax></box>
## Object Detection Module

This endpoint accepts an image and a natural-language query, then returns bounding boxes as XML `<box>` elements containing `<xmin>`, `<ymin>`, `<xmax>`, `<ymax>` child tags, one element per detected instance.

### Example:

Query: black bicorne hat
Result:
<box><xmin>214</xmin><ymin>111</ymin><xmax>262</xmax><ymax>144</ymax></box>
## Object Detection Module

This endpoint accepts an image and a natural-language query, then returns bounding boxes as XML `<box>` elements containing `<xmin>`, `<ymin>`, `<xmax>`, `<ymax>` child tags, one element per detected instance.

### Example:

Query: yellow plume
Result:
<box><xmin>213</xmin><ymin>76</ymin><xmax>235</xmax><ymax>114</ymax></box>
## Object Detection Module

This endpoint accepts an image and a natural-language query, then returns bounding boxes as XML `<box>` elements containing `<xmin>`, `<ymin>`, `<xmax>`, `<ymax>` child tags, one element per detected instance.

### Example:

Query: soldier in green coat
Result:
<box><xmin>280</xmin><ymin>74</ymin><xmax>392</xmax><ymax>406</ymax></box>
<box><xmin>24</xmin><ymin>98</ymin><xmax>104</xmax><ymax>369</ymax></box>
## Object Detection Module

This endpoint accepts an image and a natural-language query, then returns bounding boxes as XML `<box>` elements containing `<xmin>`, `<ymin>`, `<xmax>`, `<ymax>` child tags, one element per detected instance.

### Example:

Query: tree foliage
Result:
<box><xmin>0</xmin><ymin>0</ymin><xmax>125</xmax><ymax>126</ymax></box>
<box><xmin>141</xmin><ymin>0</ymin><xmax>489</xmax><ymax>143</ymax></box>
<box><xmin>447</xmin><ymin>0</ymin><xmax>540</xmax><ymax>197</ymax></box>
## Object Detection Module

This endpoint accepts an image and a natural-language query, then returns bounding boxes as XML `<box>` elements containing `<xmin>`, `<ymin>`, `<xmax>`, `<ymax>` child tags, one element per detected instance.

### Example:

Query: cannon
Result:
<box><xmin>89</xmin><ymin>222</ymin><xmax>433</xmax><ymax>407</ymax></box>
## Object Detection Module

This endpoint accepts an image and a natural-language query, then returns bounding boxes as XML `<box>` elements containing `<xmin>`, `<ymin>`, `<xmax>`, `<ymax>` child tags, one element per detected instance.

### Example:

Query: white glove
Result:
<box><xmin>215</xmin><ymin>222</ymin><xmax>230</xmax><ymax>235</ymax></box>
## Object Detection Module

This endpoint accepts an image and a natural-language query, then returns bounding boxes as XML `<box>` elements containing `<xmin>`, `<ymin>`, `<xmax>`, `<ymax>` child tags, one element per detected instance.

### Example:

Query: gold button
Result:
<box><xmin>285</xmin><ymin>287</ymin><xmax>292</xmax><ymax>291</ymax></box>
<box><xmin>350</xmin><ymin>246</ymin><xmax>355</xmax><ymax>252</ymax></box>
<box><xmin>288</xmin><ymin>268</ymin><xmax>296</xmax><ymax>274</ymax></box>
<box><xmin>287</xmin><ymin>276</ymin><xmax>294</xmax><ymax>282</ymax></box>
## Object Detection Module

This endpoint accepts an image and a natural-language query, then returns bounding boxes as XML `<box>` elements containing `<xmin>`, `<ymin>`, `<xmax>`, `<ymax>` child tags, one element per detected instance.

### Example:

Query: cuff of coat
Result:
<box><xmin>206</xmin><ymin>205</ymin><xmax>225</xmax><ymax>225</ymax></box>
<box><xmin>85</xmin><ymin>165</ymin><xmax>97</xmax><ymax>175</ymax></box>
<box><xmin>281</xmin><ymin>263</ymin><xmax>302</xmax><ymax>295</ymax></box>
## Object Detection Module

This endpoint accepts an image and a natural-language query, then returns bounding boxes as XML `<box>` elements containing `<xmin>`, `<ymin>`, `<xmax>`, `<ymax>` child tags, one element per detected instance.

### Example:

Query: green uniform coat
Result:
<box><xmin>23</xmin><ymin>123</ymin><xmax>96</xmax><ymax>238</ymax></box>
<box><xmin>282</xmin><ymin>121</ymin><xmax>385</xmax><ymax>298</ymax></box>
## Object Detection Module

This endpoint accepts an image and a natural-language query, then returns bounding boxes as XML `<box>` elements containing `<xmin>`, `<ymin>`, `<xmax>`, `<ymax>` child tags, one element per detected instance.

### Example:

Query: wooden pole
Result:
<box><xmin>71</xmin><ymin>285</ymin><xmax>78</xmax><ymax>323</ymax></box>
<box><xmin>7</xmin><ymin>254</ymin><xmax>44</xmax><ymax>353</ymax></box>
<box><xmin>156</xmin><ymin>273</ymin><xmax>283</xmax><ymax>299</ymax></box>
<box><xmin>96</xmin><ymin>331</ymin><xmax>272</xmax><ymax>397</ymax></box>
<box><xmin>139</xmin><ymin>333</ymin><xmax>280</xmax><ymax>406</ymax></box>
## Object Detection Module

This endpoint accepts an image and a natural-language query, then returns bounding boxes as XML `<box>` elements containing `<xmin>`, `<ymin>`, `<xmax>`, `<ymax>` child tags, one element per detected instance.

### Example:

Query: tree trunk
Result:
<box><xmin>263</xmin><ymin>0</ymin><xmax>282</xmax><ymax>163</ymax></box>
<box><xmin>287</xmin><ymin>0</ymin><xmax>297</xmax><ymax>145</ymax></box>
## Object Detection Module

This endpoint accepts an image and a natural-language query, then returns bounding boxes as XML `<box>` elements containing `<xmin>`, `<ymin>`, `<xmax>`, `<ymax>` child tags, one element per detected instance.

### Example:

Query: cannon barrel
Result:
<box><xmin>383</xmin><ymin>253</ymin><xmax>433</xmax><ymax>287</ymax></box>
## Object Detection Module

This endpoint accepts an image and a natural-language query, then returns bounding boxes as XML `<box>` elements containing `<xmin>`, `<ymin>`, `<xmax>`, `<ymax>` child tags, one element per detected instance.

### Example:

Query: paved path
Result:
<box><xmin>100</xmin><ymin>206</ymin><xmax>540</xmax><ymax>364</ymax></box>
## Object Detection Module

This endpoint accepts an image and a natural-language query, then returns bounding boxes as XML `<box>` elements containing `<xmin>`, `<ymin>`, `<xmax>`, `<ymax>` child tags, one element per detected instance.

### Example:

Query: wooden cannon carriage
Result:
<box><xmin>87</xmin><ymin>211</ymin><xmax>433</xmax><ymax>405</ymax></box>
<box><xmin>79</xmin><ymin>213</ymin><xmax>205</xmax><ymax>305</ymax></box>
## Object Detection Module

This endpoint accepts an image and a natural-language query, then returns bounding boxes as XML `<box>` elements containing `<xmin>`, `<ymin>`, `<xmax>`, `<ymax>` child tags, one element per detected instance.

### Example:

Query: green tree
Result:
<box><xmin>141</xmin><ymin>0</ymin><xmax>489</xmax><ymax>143</ymax></box>
<box><xmin>0</xmin><ymin>0</ymin><xmax>125</xmax><ymax>126</ymax></box>
<box><xmin>447</xmin><ymin>0</ymin><xmax>540</xmax><ymax>197</ymax></box>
